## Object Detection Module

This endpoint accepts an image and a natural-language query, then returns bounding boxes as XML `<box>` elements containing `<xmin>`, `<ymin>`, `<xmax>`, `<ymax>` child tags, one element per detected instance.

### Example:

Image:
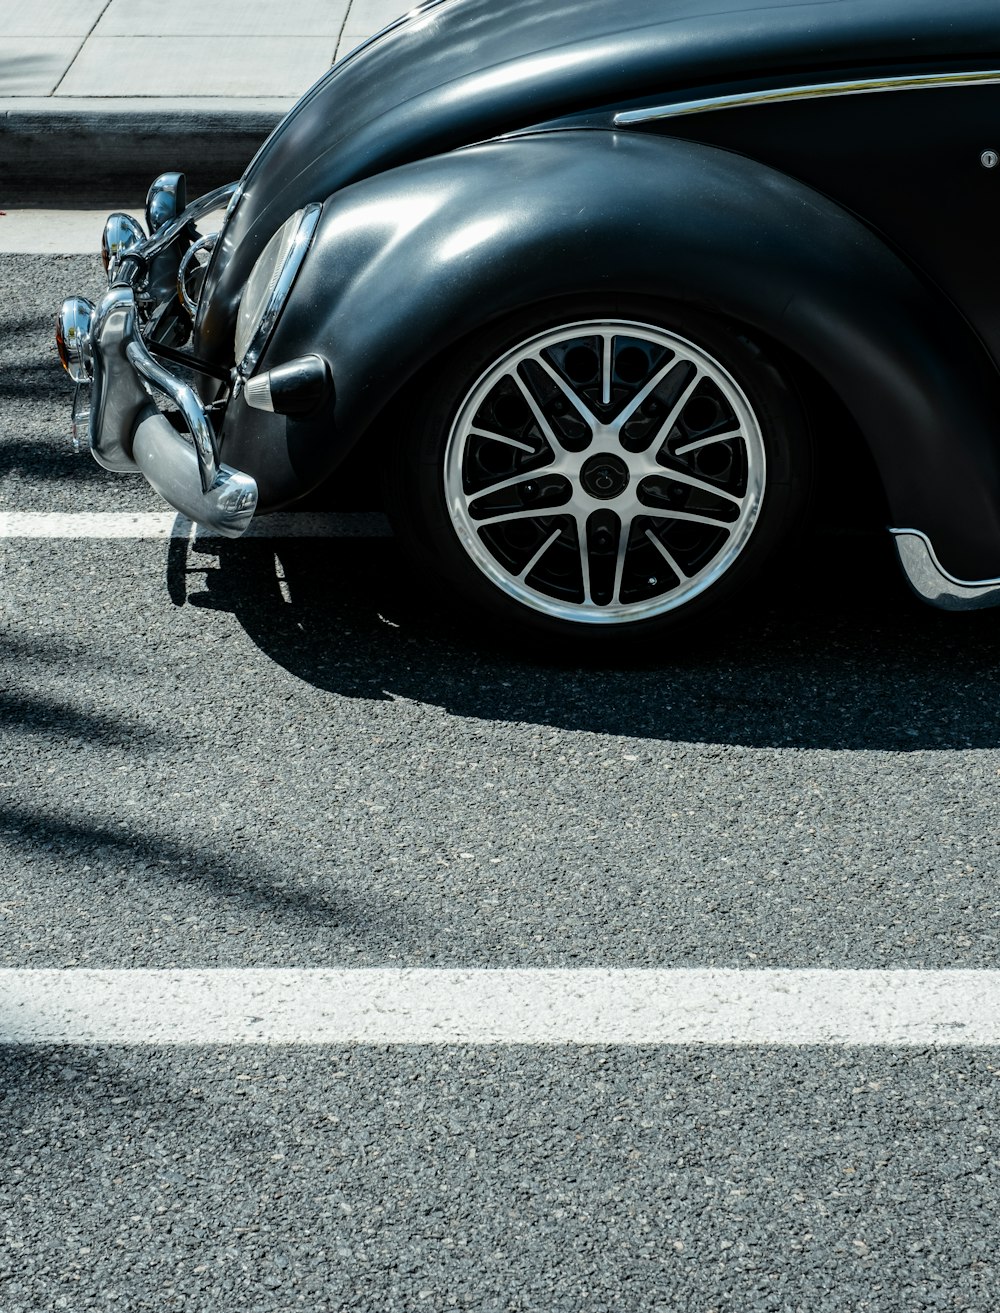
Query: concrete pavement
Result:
<box><xmin>1</xmin><ymin>0</ymin><xmax>393</xmax><ymax>189</ymax></box>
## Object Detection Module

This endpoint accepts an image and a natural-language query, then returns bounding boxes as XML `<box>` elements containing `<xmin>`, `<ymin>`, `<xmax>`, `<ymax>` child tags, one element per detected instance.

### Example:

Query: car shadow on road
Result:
<box><xmin>172</xmin><ymin>528</ymin><xmax>1000</xmax><ymax>752</ymax></box>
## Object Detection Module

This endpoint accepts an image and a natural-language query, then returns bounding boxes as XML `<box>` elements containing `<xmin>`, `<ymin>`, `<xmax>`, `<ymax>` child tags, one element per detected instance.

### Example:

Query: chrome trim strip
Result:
<box><xmin>237</xmin><ymin>202</ymin><xmax>322</xmax><ymax>379</ymax></box>
<box><xmin>615</xmin><ymin>69</ymin><xmax>1000</xmax><ymax>125</ymax></box>
<box><xmin>891</xmin><ymin>528</ymin><xmax>1000</xmax><ymax>612</ymax></box>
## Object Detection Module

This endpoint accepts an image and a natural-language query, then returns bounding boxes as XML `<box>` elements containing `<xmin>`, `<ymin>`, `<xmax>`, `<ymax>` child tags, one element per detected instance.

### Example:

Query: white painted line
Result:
<box><xmin>0</xmin><ymin>512</ymin><xmax>391</xmax><ymax>539</ymax></box>
<box><xmin>0</xmin><ymin>512</ymin><xmax>179</xmax><ymax>538</ymax></box>
<box><xmin>3</xmin><ymin>969</ymin><xmax>1000</xmax><ymax>1045</ymax></box>
<box><xmin>0</xmin><ymin>209</ymin><xmax>139</xmax><ymax>255</ymax></box>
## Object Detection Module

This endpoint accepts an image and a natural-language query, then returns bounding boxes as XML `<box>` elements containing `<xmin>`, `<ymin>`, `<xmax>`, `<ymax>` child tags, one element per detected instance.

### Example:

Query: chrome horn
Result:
<box><xmin>145</xmin><ymin>172</ymin><xmax>187</xmax><ymax>233</ymax></box>
<box><xmin>55</xmin><ymin>296</ymin><xmax>96</xmax><ymax>383</ymax></box>
<box><xmin>101</xmin><ymin>213</ymin><xmax>145</xmax><ymax>280</ymax></box>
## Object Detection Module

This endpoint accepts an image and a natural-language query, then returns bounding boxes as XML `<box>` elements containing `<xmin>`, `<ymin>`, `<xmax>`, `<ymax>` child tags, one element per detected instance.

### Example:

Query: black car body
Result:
<box><xmin>57</xmin><ymin>0</ymin><xmax>1000</xmax><ymax>640</ymax></box>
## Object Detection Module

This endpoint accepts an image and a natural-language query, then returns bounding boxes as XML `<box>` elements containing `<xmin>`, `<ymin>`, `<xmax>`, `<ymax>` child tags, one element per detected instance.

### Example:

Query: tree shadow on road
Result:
<box><xmin>0</xmin><ymin>634</ymin><xmax>397</xmax><ymax>941</ymax></box>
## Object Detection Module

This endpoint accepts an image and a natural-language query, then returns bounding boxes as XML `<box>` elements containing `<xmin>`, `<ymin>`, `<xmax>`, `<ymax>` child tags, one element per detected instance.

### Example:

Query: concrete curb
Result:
<box><xmin>2</xmin><ymin>99</ymin><xmax>290</xmax><ymax>193</ymax></box>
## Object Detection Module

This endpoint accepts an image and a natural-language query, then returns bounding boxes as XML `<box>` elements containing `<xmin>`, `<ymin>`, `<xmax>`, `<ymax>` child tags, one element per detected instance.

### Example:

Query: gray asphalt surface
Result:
<box><xmin>4</xmin><ymin>250</ymin><xmax>1000</xmax><ymax>1309</ymax></box>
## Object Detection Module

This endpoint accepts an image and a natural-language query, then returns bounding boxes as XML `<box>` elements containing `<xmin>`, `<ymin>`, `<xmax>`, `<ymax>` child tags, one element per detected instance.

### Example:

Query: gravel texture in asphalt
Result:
<box><xmin>3</xmin><ymin>1044</ymin><xmax>1000</xmax><ymax>1312</ymax></box>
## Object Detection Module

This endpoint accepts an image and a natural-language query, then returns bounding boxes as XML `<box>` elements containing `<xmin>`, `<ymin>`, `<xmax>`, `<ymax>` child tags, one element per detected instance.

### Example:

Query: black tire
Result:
<box><xmin>386</xmin><ymin>296</ymin><xmax>812</xmax><ymax>647</ymax></box>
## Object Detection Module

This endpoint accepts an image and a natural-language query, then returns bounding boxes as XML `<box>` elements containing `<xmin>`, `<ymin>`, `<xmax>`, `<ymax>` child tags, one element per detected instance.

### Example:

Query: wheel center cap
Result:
<box><xmin>580</xmin><ymin>452</ymin><xmax>630</xmax><ymax>500</ymax></box>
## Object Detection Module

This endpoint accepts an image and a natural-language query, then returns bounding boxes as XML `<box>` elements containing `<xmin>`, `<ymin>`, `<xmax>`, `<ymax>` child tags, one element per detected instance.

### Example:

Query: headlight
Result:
<box><xmin>235</xmin><ymin>203</ymin><xmax>322</xmax><ymax>374</ymax></box>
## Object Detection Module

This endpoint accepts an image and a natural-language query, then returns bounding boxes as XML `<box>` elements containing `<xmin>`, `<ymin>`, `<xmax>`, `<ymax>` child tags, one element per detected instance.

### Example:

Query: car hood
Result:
<box><xmin>198</xmin><ymin>0</ymin><xmax>1000</xmax><ymax>358</ymax></box>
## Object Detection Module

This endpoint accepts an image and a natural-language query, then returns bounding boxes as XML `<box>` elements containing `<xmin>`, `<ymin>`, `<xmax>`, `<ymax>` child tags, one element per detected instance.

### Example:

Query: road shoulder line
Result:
<box><xmin>4</xmin><ymin>968</ymin><xmax>1000</xmax><ymax>1045</ymax></box>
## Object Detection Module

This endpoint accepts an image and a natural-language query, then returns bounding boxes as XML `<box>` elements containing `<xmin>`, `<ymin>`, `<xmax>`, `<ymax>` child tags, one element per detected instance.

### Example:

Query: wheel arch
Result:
<box><xmin>225</xmin><ymin>128</ymin><xmax>1000</xmax><ymax>579</ymax></box>
<box><xmin>387</xmin><ymin>292</ymin><xmax>879</xmax><ymax>488</ymax></box>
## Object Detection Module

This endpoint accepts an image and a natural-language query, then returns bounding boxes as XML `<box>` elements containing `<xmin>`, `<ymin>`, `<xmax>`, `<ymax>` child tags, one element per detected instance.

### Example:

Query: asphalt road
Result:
<box><xmin>3</xmin><ymin>247</ymin><xmax>1000</xmax><ymax>1309</ymax></box>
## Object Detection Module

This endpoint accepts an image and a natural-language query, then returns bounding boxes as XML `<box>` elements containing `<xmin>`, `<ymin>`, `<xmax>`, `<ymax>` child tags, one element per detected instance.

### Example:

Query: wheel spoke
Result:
<box><xmin>533</xmin><ymin>356</ymin><xmax>601</xmax><ymax>431</ymax></box>
<box><xmin>642</xmin><ymin>507</ymin><xmax>734</xmax><ymax>531</ymax></box>
<box><xmin>601</xmin><ymin>335</ymin><xmax>613</xmax><ymax>408</ymax></box>
<box><xmin>516</xmin><ymin>527</ymin><xmax>562</xmax><ymax>581</ymax></box>
<box><xmin>474</xmin><ymin>506</ymin><xmax>562</xmax><ymax>527</ymax></box>
<box><xmin>612</xmin><ymin>513</ymin><xmax>632</xmax><ymax>604</ymax></box>
<box><xmin>644</xmin><ymin>528</ymin><xmax>689</xmax><ymax>581</ymax></box>
<box><xmin>643</xmin><ymin>467</ymin><xmax>745</xmax><ymax>507</ymax></box>
<box><xmin>469</xmin><ymin>426</ymin><xmax>537</xmax><ymax>455</ymax></box>
<box><xmin>616</xmin><ymin>359</ymin><xmax>699</xmax><ymax>434</ymax></box>
<box><xmin>510</xmin><ymin>369</ymin><xmax>581</xmax><ymax>456</ymax></box>
<box><xmin>468</xmin><ymin>468</ymin><xmax>558</xmax><ymax>506</ymax></box>
<box><xmin>673</xmin><ymin>426</ymin><xmax>741</xmax><ymax>457</ymax></box>
<box><xmin>573</xmin><ymin>512</ymin><xmax>593</xmax><ymax>605</ymax></box>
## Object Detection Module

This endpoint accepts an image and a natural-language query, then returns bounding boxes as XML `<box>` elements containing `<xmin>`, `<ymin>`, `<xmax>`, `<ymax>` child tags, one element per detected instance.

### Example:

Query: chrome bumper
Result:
<box><xmin>87</xmin><ymin>283</ymin><xmax>257</xmax><ymax>536</ymax></box>
<box><xmin>57</xmin><ymin>181</ymin><xmax>258</xmax><ymax>539</ymax></box>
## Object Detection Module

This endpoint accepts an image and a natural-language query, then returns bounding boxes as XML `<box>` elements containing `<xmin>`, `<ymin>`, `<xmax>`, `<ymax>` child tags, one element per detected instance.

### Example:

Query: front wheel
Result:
<box><xmin>387</xmin><ymin>299</ymin><xmax>811</xmax><ymax>646</ymax></box>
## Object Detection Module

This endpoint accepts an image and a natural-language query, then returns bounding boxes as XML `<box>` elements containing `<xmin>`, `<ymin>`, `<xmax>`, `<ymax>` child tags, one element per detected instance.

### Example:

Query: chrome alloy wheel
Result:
<box><xmin>442</xmin><ymin>320</ymin><xmax>767</xmax><ymax>625</ymax></box>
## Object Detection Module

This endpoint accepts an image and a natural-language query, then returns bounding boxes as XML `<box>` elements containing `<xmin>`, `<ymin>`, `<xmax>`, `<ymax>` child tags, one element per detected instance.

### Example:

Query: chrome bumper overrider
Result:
<box><xmin>57</xmin><ymin>180</ymin><xmax>258</xmax><ymax>539</ymax></box>
<box><xmin>89</xmin><ymin>285</ymin><xmax>257</xmax><ymax>535</ymax></box>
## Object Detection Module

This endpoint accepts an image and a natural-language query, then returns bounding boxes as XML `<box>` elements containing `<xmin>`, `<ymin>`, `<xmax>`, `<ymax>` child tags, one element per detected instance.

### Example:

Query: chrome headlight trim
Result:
<box><xmin>224</xmin><ymin>181</ymin><xmax>244</xmax><ymax>224</ymax></box>
<box><xmin>235</xmin><ymin>202</ymin><xmax>322</xmax><ymax>377</ymax></box>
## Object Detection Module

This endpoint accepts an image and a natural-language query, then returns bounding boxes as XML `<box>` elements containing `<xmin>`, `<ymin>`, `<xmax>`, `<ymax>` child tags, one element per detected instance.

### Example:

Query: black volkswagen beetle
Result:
<box><xmin>57</xmin><ymin>0</ymin><xmax>1000</xmax><ymax>644</ymax></box>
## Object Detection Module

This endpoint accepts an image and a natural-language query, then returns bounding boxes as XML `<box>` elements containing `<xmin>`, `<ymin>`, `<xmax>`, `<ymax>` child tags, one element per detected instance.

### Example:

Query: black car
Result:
<box><xmin>57</xmin><ymin>0</ymin><xmax>1000</xmax><ymax>644</ymax></box>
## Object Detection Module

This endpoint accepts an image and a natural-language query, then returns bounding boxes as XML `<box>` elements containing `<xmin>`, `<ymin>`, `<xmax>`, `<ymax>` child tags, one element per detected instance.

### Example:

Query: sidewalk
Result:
<box><xmin>1</xmin><ymin>0</ymin><xmax>396</xmax><ymax>191</ymax></box>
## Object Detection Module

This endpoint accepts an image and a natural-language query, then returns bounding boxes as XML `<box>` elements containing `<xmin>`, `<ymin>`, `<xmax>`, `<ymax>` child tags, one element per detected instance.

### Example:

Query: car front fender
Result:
<box><xmin>223</xmin><ymin>128</ymin><xmax>1000</xmax><ymax>580</ymax></box>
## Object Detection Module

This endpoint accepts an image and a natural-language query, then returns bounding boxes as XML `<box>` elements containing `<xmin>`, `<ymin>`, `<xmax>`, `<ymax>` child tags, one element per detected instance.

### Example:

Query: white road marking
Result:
<box><xmin>2</xmin><ymin>969</ymin><xmax>1000</xmax><ymax>1045</ymax></box>
<box><xmin>0</xmin><ymin>209</ymin><xmax>140</xmax><ymax>255</ymax></box>
<box><xmin>0</xmin><ymin>511</ymin><xmax>392</xmax><ymax>539</ymax></box>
